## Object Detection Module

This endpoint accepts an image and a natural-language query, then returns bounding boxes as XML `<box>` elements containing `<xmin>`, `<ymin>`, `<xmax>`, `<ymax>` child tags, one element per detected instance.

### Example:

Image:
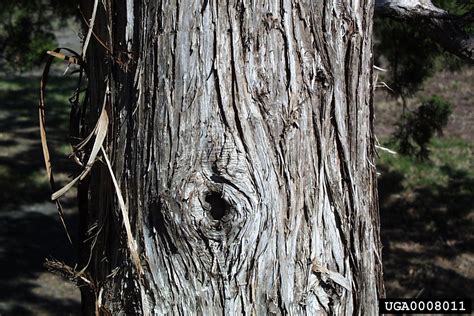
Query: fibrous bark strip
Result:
<box><xmin>78</xmin><ymin>0</ymin><xmax>384</xmax><ymax>314</ymax></box>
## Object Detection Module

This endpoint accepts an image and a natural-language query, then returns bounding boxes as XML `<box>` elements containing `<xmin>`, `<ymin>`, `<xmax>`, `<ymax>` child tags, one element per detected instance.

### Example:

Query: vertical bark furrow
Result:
<box><xmin>78</xmin><ymin>0</ymin><xmax>383</xmax><ymax>314</ymax></box>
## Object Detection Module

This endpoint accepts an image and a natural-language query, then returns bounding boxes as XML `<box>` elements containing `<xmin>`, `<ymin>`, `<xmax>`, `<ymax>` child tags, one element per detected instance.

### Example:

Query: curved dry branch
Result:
<box><xmin>375</xmin><ymin>0</ymin><xmax>474</xmax><ymax>63</ymax></box>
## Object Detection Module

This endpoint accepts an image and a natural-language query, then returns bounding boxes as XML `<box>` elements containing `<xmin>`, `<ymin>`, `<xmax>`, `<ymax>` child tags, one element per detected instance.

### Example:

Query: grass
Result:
<box><xmin>379</xmin><ymin>137</ymin><xmax>473</xmax><ymax>190</ymax></box>
<box><xmin>0</xmin><ymin>74</ymin><xmax>78</xmax><ymax>207</ymax></box>
<box><xmin>378</xmin><ymin>137</ymin><xmax>474</xmax><ymax>298</ymax></box>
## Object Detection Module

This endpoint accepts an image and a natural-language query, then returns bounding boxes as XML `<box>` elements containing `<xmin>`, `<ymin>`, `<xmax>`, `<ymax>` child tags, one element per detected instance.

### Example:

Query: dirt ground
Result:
<box><xmin>374</xmin><ymin>67</ymin><xmax>474</xmax><ymax>299</ymax></box>
<box><xmin>0</xmin><ymin>65</ymin><xmax>471</xmax><ymax>314</ymax></box>
<box><xmin>0</xmin><ymin>76</ymin><xmax>81</xmax><ymax>315</ymax></box>
<box><xmin>374</xmin><ymin>67</ymin><xmax>473</xmax><ymax>142</ymax></box>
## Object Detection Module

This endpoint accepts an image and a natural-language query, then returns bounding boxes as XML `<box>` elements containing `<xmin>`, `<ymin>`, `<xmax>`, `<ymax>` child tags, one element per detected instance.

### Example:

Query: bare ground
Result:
<box><xmin>374</xmin><ymin>67</ymin><xmax>473</xmax><ymax>141</ymax></box>
<box><xmin>0</xmin><ymin>77</ymin><xmax>81</xmax><ymax>315</ymax></box>
<box><xmin>375</xmin><ymin>66</ymin><xmax>474</xmax><ymax>299</ymax></box>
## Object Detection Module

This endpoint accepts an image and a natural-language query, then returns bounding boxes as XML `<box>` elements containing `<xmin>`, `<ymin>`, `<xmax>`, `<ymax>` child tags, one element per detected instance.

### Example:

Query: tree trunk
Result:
<box><xmin>77</xmin><ymin>0</ymin><xmax>384</xmax><ymax>314</ymax></box>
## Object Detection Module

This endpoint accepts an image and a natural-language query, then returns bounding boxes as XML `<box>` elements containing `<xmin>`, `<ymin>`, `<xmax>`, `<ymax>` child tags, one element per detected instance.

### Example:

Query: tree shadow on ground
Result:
<box><xmin>379</xmin><ymin>164</ymin><xmax>474</xmax><ymax>298</ymax></box>
<box><xmin>0</xmin><ymin>75</ymin><xmax>81</xmax><ymax>315</ymax></box>
<box><xmin>0</xmin><ymin>75</ymin><xmax>79</xmax><ymax>208</ymax></box>
<box><xmin>0</xmin><ymin>210</ymin><xmax>79</xmax><ymax>315</ymax></box>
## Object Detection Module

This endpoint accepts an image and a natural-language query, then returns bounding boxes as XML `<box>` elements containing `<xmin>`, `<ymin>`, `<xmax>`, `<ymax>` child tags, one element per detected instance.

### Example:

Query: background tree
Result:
<box><xmin>374</xmin><ymin>0</ymin><xmax>473</xmax><ymax>97</ymax></box>
<box><xmin>393</xmin><ymin>95</ymin><xmax>452</xmax><ymax>159</ymax></box>
<box><xmin>374</xmin><ymin>0</ymin><xmax>472</xmax><ymax>158</ymax></box>
<box><xmin>0</xmin><ymin>0</ymin><xmax>77</xmax><ymax>71</ymax></box>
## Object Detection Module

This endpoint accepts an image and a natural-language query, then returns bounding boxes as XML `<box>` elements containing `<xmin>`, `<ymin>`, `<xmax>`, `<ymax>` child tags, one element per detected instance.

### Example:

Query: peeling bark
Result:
<box><xmin>78</xmin><ymin>0</ymin><xmax>384</xmax><ymax>314</ymax></box>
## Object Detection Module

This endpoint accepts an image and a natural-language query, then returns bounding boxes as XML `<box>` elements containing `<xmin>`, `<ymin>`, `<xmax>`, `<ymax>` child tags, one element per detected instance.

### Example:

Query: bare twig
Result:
<box><xmin>44</xmin><ymin>258</ymin><xmax>95</xmax><ymax>289</ymax></box>
<box><xmin>82</xmin><ymin>0</ymin><xmax>99</xmax><ymax>58</ymax></box>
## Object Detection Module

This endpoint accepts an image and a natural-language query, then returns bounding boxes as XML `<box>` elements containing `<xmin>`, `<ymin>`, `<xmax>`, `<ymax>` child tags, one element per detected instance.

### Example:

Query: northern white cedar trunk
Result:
<box><xmin>77</xmin><ymin>0</ymin><xmax>384</xmax><ymax>314</ymax></box>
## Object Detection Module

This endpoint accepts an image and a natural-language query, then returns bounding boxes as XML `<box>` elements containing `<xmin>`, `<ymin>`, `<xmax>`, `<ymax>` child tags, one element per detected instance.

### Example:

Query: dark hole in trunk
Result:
<box><xmin>205</xmin><ymin>192</ymin><xmax>228</xmax><ymax>220</ymax></box>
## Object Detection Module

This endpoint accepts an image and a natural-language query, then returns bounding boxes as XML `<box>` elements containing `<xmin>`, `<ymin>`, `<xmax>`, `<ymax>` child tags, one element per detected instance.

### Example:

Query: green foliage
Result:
<box><xmin>374</xmin><ymin>0</ymin><xmax>473</xmax><ymax>96</ymax></box>
<box><xmin>380</xmin><ymin>137</ymin><xmax>473</xmax><ymax>191</ymax></box>
<box><xmin>392</xmin><ymin>96</ymin><xmax>452</xmax><ymax>160</ymax></box>
<box><xmin>374</xmin><ymin>18</ymin><xmax>439</xmax><ymax>96</ymax></box>
<box><xmin>0</xmin><ymin>0</ymin><xmax>77</xmax><ymax>71</ymax></box>
<box><xmin>433</xmin><ymin>0</ymin><xmax>473</xmax><ymax>15</ymax></box>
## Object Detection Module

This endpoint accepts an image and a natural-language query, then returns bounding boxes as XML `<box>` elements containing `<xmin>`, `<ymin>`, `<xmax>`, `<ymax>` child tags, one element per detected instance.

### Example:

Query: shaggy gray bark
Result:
<box><xmin>77</xmin><ymin>1</ymin><xmax>383</xmax><ymax>314</ymax></box>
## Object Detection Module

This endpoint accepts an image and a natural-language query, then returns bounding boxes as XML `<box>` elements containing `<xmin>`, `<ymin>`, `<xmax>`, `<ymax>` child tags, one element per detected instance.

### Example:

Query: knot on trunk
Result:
<box><xmin>205</xmin><ymin>191</ymin><xmax>229</xmax><ymax>220</ymax></box>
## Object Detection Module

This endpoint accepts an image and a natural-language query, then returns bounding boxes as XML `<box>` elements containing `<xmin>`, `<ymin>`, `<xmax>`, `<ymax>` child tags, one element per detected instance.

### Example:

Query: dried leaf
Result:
<box><xmin>101</xmin><ymin>145</ymin><xmax>143</xmax><ymax>276</ymax></box>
